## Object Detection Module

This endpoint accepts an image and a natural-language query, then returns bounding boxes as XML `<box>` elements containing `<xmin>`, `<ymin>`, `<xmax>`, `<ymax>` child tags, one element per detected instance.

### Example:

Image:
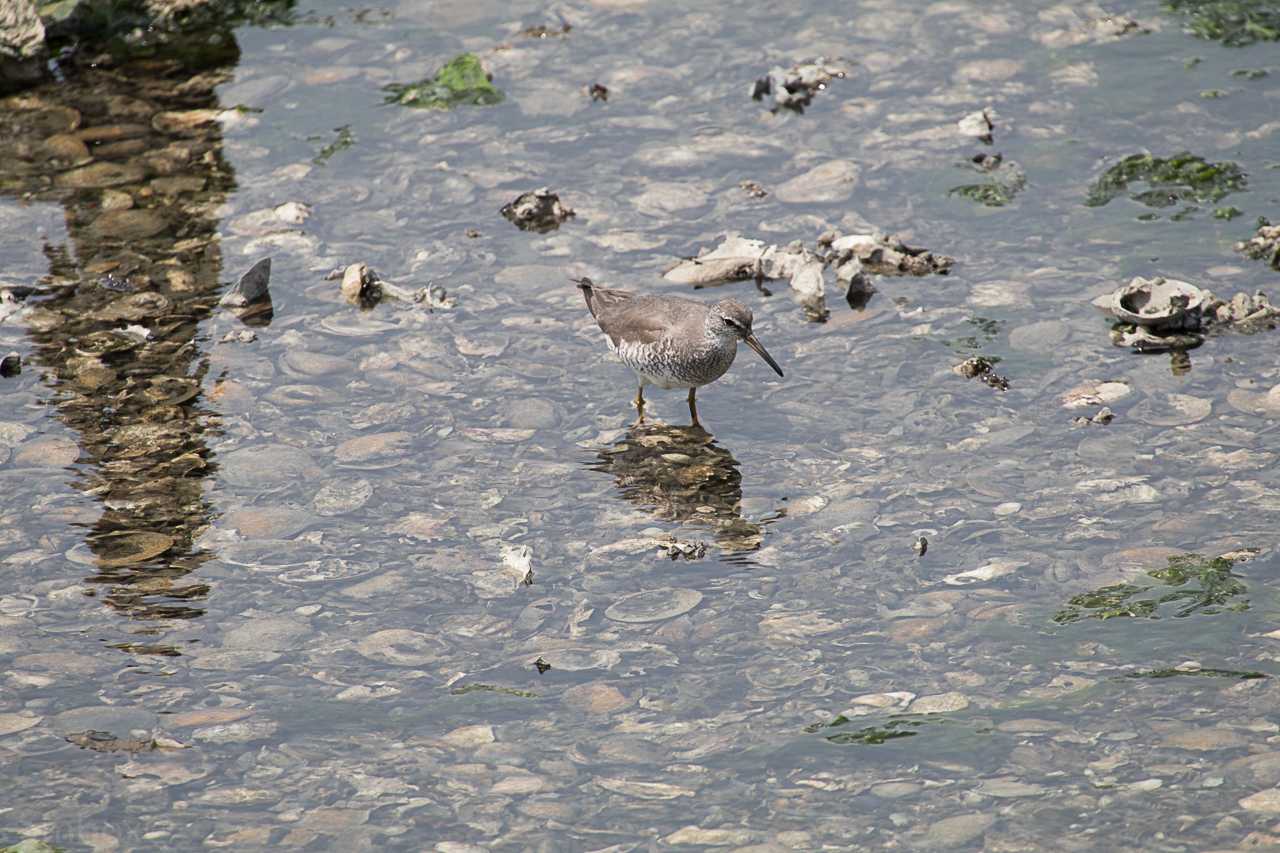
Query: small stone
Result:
<box><xmin>192</xmin><ymin>719</ymin><xmax>278</xmax><ymax>743</ymax></box>
<box><xmin>355</xmin><ymin>629</ymin><xmax>443</xmax><ymax>665</ymax></box>
<box><xmin>1164</xmin><ymin>727</ymin><xmax>1249</xmax><ymax>751</ymax></box>
<box><xmin>89</xmin><ymin>209</ymin><xmax>168</xmax><ymax>241</ymax></box>
<box><xmin>1241</xmin><ymin>789</ymin><xmax>1280</xmax><ymax>813</ymax></box>
<box><xmin>920</xmin><ymin>813</ymin><xmax>995</xmax><ymax>848</ymax></box>
<box><xmin>908</xmin><ymin>692</ymin><xmax>970</xmax><ymax>714</ymax></box>
<box><xmin>662</xmin><ymin>827</ymin><xmax>755</xmax><ymax>846</ymax></box>
<box><xmin>563</xmin><ymin>683</ymin><xmax>630</xmax><ymax>714</ymax></box>
<box><xmin>442</xmin><ymin>724</ymin><xmax>495</xmax><ymax>748</ymax></box>
<box><xmin>775</xmin><ymin>160</ymin><xmax>860</xmax><ymax>204</ymax></box>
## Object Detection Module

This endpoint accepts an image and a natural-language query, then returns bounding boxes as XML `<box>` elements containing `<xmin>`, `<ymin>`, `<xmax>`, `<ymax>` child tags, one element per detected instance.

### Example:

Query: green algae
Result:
<box><xmin>1125</xmin><ymin>666</ymin><xmax>1266</xmax><ymax>679</ymax></box>
<box><xmin>450</xmin><ymin>683</ymin><xmax>537</xmax><ymax>698</ymax></box>
<box><xmin>1054</xmin><ymin>553</ymin><xmax>1249</xmax><ymax>625</ymax></box>
<box><xmin>948</xmin><ymin>182</ymin><xmax>1016</xmax><ymax>207</ymax></box>
<box><xmin>1085</xmin><ymin>152</ymin><xmax>1246</xmax><ymax>215</ymax></box>
<box><xmin>1165</xmin><ymin>0</ymin><xmax>1280</xmax><ymax>46</ymax></box>
<box><xmin>311</xmin><ymin>124</ymin><xmax>354</xmax><ymax>165</ymax></box>
<box><xmin>383</xmin><ymin>53</ymin><xmax>504</xmax><ymax>109</ymax></box>
<box><xmin>805</xmin><ymin>716</ymin><xmax>924</xmax><ymax>745</ymax></box>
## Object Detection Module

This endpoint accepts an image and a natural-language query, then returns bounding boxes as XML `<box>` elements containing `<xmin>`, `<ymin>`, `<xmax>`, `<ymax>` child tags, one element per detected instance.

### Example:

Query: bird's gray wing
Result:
<box><xmin>595</xmin><ymin>295</ymin><xmax>699</xmax><ymax>348</ymax></box>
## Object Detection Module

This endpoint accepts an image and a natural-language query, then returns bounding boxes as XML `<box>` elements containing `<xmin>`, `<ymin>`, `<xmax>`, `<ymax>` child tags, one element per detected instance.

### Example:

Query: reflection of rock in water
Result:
<box><xmin>0</xmin><ymin>46</ymin><xmax>244</xmax><ymax>651</ymax></box>
<box><xmin>591</xmin><ymin>423</ymin><xmax>764</xmax><ymax>554</ymax></box>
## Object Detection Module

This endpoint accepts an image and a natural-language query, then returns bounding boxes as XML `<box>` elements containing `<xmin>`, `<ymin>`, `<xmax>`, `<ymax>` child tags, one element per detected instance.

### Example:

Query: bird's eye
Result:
<box><xmin>722</xmin><ymin>317</ymin><xmax>738</xmax><ymax>328</ymax></box>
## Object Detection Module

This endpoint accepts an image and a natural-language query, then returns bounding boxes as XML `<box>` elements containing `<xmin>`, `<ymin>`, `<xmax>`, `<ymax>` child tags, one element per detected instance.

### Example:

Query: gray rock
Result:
<box><xmin>0</xmin><ymin>0</ymin><xmax>46</xmax><ymax>92</ymax></box>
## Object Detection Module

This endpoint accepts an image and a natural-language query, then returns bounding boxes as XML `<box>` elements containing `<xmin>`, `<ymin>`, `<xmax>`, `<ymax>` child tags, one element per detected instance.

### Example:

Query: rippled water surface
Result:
<box><xmin>3</xmin><ymin>0</ymin><xmax>1280</xmax><ymax>849</ymax></box>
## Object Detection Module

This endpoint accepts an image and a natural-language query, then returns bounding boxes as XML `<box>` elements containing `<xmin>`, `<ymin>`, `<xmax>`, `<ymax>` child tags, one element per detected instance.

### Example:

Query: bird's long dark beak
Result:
<box><xmin>744</xmin><ymin>333</ymin><xmax>784</xmax><ymax>378</ymax></box>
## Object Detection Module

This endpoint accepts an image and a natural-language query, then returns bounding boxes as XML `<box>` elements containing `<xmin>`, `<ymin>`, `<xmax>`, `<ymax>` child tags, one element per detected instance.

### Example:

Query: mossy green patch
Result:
<box><xmin>805</xmin><ymin>716</ymin><xmax>924</xmax><ymax>745</ymax></box>
<box><xmin>948</xmin><ymin>182</ymin><xmax>1016</xmax><ymax>206</ymax></box>
<box><xmin>383</xmin><ymin>53</ymin><xmax>504</xmax><ymax>109</ymax></box>
<box><xmin>311</xmin><ymin>124</ymin><xmax>354</xmax><ymax>165</ymax></box>
<box><xmin>1214</xmin><ymin>205</ymin><xmax>1243</xmax><ymax>219</ymax></box>
<box><xmin>1054</xmin><ymin>553</ymin><xmax>1249</xmax><ymax>624</ymax></box>
<box><xmin>450</xmin><ymin>683</ymin><xmax>537</xmax><ymax>698</ymax></box>
<box><xmin>1085</xmin><ymin>151</ymin><xmax>1246</xmax><ymax>216</ymax></box>
<box><xmin>944</xmin><ymin>317</ymin><xmax>1003</xmax><ymax>352</ymax></box>
<box><xmin>1125</xmin><ymin>666</ymin><xmax>1266</xmax><ymax>679</ymax></box>
<box><xmin>1165</xmin><ymin>0</ymin><xmax>1280</xmax><ymax>46</ymax></box>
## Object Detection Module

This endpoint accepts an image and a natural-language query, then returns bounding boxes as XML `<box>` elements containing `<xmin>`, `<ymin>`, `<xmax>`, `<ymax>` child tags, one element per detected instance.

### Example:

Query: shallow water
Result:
<box><xmin>3</xmin><ymin>0</ymin><xmax>1280</xmax><ymax>849</ymax></box>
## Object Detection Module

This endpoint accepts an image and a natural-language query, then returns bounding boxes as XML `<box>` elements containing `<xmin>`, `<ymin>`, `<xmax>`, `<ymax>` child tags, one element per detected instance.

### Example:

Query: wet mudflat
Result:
<box><xmin>3</xmin><ymin>0</ymin><xmax>1280</xmax><ymax>849</ymax></box>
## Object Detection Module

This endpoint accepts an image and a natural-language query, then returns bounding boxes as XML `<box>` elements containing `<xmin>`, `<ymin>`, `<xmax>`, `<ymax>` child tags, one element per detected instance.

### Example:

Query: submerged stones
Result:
<box><xmin>501</xmin><ymin>187</ymin><xmax>575</xmax><ymax>233</ymax></box>
<box><xmin>383</xmin><ymin>53</ymin><xmax>504</xmax><ymax>109</ymax></box>
<box><xmin>605</xmin><ymin>588</ymin><xmax>703</xmax><ymax>623</ymax></box>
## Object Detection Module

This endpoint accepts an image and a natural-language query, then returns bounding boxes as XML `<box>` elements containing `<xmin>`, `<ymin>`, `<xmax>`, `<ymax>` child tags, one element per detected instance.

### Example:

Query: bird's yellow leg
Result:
<box><xmin>687</xmin><ymin>387</ymin><xmax>700</xmax><ymax>428</ymax></box>
<box><xmin>634</xmin><ymin>386</ymin><xmax>646</xmax><ymax>424</ymax></box>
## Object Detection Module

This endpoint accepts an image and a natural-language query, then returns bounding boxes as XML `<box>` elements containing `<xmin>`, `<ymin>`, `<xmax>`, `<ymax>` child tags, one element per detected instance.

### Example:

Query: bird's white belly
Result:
<box><xmin>610</xmin><ymin>337</ymin><xmax>735</xmax><ymax>389</ymax></box>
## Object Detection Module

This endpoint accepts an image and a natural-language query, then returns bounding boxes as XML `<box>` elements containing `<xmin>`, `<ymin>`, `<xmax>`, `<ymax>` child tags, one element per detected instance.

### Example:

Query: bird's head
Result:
<box><xmin>707</xmin><ymin>299</ymin><xmax>784</xmax><ymax>378</ymax></box>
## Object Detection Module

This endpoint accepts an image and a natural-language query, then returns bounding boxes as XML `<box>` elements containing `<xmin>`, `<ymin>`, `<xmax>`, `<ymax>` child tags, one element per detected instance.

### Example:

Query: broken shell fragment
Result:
<box><xmin>340</xmin><ymin>263</ymin><xmax>381</xmax><ymax>307</ymax></box>
<box><xmin>751</xmin><ymin>58</ymin><xmax>847</xmax><ymax>113</ymax></box>
<box><xmin>1093</xmin><ymin>276</ymin><xmax>1205</xmax><ymax>330</ymax></box>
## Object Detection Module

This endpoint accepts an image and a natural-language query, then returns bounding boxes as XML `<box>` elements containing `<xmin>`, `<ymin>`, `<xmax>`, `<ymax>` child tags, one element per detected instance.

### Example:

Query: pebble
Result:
<box><xmin>919</xmin><ymin>813</ymin><xmax>995</xmax><ymax>848</ymax></box>
<box><xmin>355</xmin><ymin>629</ymin><xmax>443</xmax><ymax>665</ymax></box>
<box><xmin>562</xmin><ymin>683</ymin><xmax>630</xmax><ymax>714</ymax></box>
<box><xmin>442</xmin><ymin>725</ymin><xmax>495</xmax><ymax>749</ymax></box>
<box><xmin>1164</xmin><ymin>727</ymin><xmax>1249</xmax><ymax>751</ymax></box>
<box><xmin>909</xmin><ymin>692</ymin><xmax>970</xmax><ymax>714</ymax></box>
<box><xmin>1240</xmin><ymin>789</ymin><xmax>1280</xmax><ymax>813</ymax></box>
<box><xmin>1008</xmin><ymin>320</ymin><xmax>1069</xmax><ymax>351</ymax></box>
<box><xmin>192</xmin><ymin>719</ymin><xmax>279</xmax><ymax>744</ymax></box>
<box><xmin>775</xmin><ymin>160</ymin><xmax>860</xmax><ymax>204</ymax></box>
<box><xmin>662</xmin><ymin>827</ymin><xmax>755</xmax><ymax>846</ymax></box>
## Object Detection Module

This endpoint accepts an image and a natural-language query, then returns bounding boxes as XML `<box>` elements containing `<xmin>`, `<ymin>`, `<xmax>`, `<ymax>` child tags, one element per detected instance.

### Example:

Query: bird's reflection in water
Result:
<box><xmin>590</xmin><ymin>423</ymin><xmax>767</xmax><ymax>558</ymax></box>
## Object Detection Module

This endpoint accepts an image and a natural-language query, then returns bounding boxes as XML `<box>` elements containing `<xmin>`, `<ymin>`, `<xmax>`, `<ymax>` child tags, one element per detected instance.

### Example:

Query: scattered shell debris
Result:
<box><xmin>751</xmin><ymin>58</ymin><xmax>848</xmax><ymax>113</ymax></box>
<box><xmin>665</xmin><ymin>230</ymin><xmax>950</xmax><ymax>322</ymax></box>
<box><xmin>500</xmin><ymin>187</ymin><xmax>575</xmax><ymax>233</ymax></box>
<box><xmin>1235</xmin><ymin>219</ymin><xmax>1280</xmax><ymax>269</ymax></box>
<box><xmin>1093</xmin><ymin>275</ymin><xmax>1280</xmax><ymax>351</ymax></box>
<box><xmin>1072</xmin><ymin>406</ymin><xmax>1115</xmax><ymax>427</ymax></box>
<box><xmin>953</xmin><ymin>356</ymin><xmax>1009</xmax><ymax>390</ymax></box>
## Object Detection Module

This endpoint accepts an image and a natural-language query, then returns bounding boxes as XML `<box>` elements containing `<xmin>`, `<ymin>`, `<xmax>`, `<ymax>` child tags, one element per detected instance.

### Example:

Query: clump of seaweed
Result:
<box><xmin>1085</xmin><ymin>152</ymin><xmax>1246</xmax><ymax>215</ymax></box>
<box><xmin>1165</xmin><ymin>0</ymin><xmax>1280</xmax><ymax>47</ymax></box>
<box><xmin>383</xmin><ymin>53</ymin><xmax>504</xmax><ymax>109</ymax></box>
<box><xmin>1054</xmin><ymin>552</ymin><xmax>1250</xmax><ymax>624</ymax></box>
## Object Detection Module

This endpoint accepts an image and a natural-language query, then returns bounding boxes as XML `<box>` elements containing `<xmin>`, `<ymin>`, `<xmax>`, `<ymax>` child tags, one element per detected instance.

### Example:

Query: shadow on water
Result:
<box><xmin>588</xmin><ymin>421</ymin><xmax>770</xmax><ymax>560</ymax></box>
<box><xmin>0</xmin><ymin>28</ymin><xmax>260</xmax><ymax>654</ymax></box>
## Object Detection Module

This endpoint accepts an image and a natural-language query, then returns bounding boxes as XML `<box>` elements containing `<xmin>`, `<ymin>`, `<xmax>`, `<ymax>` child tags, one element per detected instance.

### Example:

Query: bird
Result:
<box><xmin>574</xmin><ymin>277</ymin><xmax>784</xmax><ymax>426</ymax></box>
